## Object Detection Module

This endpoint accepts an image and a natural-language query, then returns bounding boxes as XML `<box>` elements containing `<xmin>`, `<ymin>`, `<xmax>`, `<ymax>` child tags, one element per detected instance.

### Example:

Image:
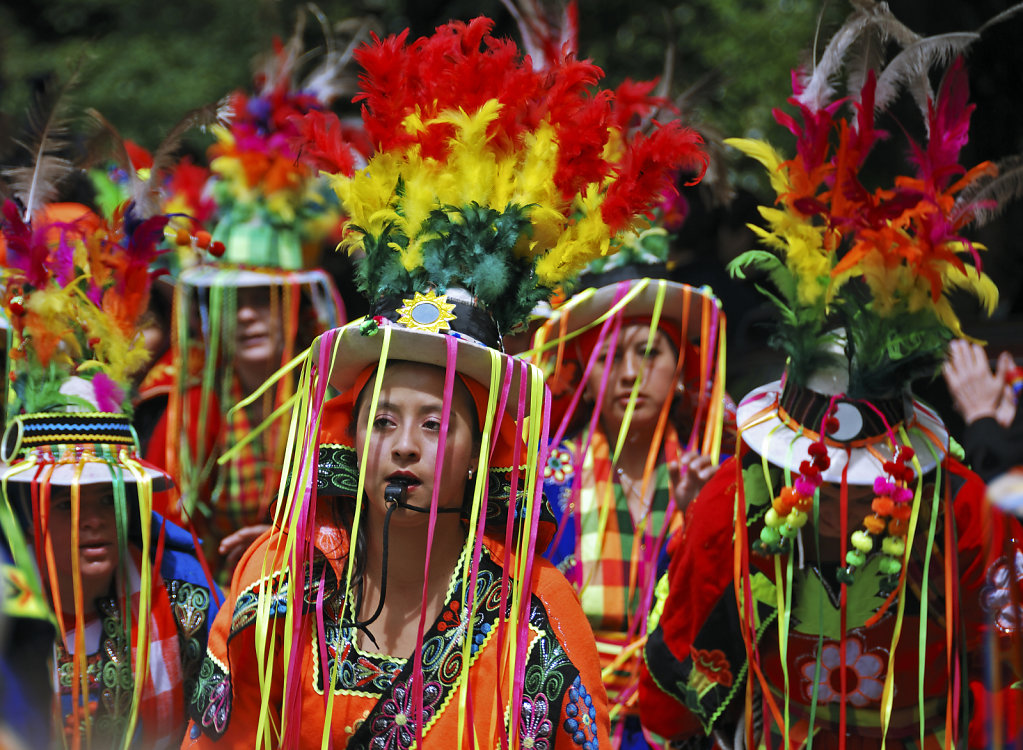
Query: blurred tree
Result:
<box><xmin>0</xmin><ymin>0</ymin><xmax>399</xmax><ymax>152</ymax></box>
<box><xmin>2</xmin><ymin>0</ymin><xmax>1020</xmax><ymax>323</ymax></box>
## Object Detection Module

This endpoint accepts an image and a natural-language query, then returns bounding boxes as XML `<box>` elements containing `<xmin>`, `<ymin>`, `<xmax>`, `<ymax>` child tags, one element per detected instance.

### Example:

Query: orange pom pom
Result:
<box><xmin>196</xmin><ymin>230</ymin><xmax>211</xmax><ymax>250</ymax></box>
<box><xmin>863</xmin><ymin>515</ymin><xmax>886</xmax><ymax>535</ymax></box>
<box><xmin>871</xmin><ymin>495</ymin><xmax>894</xmax><ymax>516</ymax></box>
<box><xmin>175</xmin><ymin>228</ymin><xmax>191</xmax><ymax>246</ymax></box>
<box><xmin>888</xmin><ymin>518</ymin><xmax>909</xmax><ymax>536</ymax></box>
<box><xmin>772</xmin><ymin>495</ymin><xmax>792</xmax><ymax>515</ymax></box>
<box><xmin>890</xmin><ymin>503</ymin><xmax>912</xmax><ymax>522</ymax></box>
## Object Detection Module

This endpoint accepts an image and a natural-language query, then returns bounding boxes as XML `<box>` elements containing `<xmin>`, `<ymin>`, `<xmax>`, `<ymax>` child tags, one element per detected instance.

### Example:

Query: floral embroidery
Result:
<box><xmin>201</xmin><ymin>675</ymin><xmax>232</xmax><ymax>735</ymax></box>
<box><xmin>801</xmin><ymin>636</ymin><xmax>884</xmax><ymax>707</ymax></box>
<box><xmin>519</xmin><ymin>693</ymin><xmax>553</xmax><ymax>750</ymax></box>
<box><xmin>691</xmin><ymin>648</ymin><xmax>733</xmax><ymax>688</ymax></box>
<box><xmin>562</xmin><ymin>675</ymin><xmax>599</xmax><ymax>749</ymax></box>
<box><xmin>981</xmin><ymin>549</ymin><xmax>1023</xmax><ymax>633</ymax></box>
<box><xmin>544</xmin><ymin>447</ymin><xmax>575</xmax><ymax>483</ymax></box>
<box><xmin>370</xmin><ymin>678</ymin><xmax>442</xmax><ymax>749</ymax></box>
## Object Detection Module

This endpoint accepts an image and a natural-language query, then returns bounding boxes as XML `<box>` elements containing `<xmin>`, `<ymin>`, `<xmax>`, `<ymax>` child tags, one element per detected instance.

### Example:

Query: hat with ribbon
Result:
<box><xmin>259</xmin><ymin>16</ymin><xmax>707</xmax><ymax>747</ymax></box>
<box><xmin>726</xmin><ymin>7</ymin><xmax>1019</xmax><ymax>586</ymax></box>
<box><xmin>1</xmin><ymin>198</ymin><xmax>172</xmax><ymax>491</ymax></box>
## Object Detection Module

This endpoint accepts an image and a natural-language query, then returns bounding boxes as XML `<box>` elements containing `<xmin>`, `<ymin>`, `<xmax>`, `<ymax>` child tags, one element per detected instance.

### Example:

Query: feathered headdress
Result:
<box><xmin>205</xmin><ymin>14</ymin><xmax>372</xmax><ymax>270</ymax></box>
<box><xmin>0</xmin><ymin>190</ymin><xmax>176</xmax><ymax>750</ymax></box>
<box><xmin>719</xmin><ymin>5</ymin><xmax>1023</xmax><ymax>748</ymax></box>
<box><xmin>211</xmin><ymin>17</ymin><xmax>710</xmax><ymax>749</ymax></box>
<box><xmin>728</xmin><ymin>2</ymin><xmax>1023</xmax><ymax>397</ymax></box>
<box><xmin>326</xmin><ymin>15</ymin><xmax>707</xmax><ymax>335</ymax></box>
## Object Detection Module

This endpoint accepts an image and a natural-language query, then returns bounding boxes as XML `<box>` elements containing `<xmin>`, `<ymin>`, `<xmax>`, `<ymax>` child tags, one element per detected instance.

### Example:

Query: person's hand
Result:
<box><xmin>992</xmin><ymin>351</ymin><xmax>1019</xmax><ymax>428</ymax></box>
<box><xmin>219</xmin><ymin>524</ymin><xmax>271</xmax><ymax>574</ymax></box>
<box><xmin>670</xmin><ymin>451</ymin><xmax>717</xmax><ymax>510</ymax></box>
<box><xmin>943</xmin><ymin>340</ymin><xmax>1017</xmax><ymax>427</ymax></box>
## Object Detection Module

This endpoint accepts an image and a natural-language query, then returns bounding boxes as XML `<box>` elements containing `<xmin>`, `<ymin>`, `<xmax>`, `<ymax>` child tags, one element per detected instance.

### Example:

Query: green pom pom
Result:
<box><xmin>845</xmin><ymin>550</ymin><xmax>866</xmax><ymax>567</ymax></box>
<box><xmin>786</xmin><ymin>509</ymin><xmax>808</xmax><ymax>529</ymax></box>
<box><xmin>780</xmin><ymin>523</ymin><xmax>800</xmax><ymax>539</ymax></box>
<box><xmin>850</xmin><ymin>530</ymin><xmax>873</xmax><ymax>553</ymax></box>
<box><xmin>764</xmin><ymin>508</ymin><xmax>781</xmax><ymax>528</ymax></box>
<box><xmin>879</xmin><ymin>557</ymin><xmax>902</xmax><ymax>576</ymax></box>
<box><xmin>836</xmin><ymin>567</ymin><xmax>855</xmax><ymax>585</ymax></box>
<box><xmin>760</xmin><ymin>526</ymin><xmax>781</xmax><ymax>545</ymax></box>
<box><xmin>881</xmin><ymin>536</ymin><xmax>906</xmax><ymax>557</ymax></box>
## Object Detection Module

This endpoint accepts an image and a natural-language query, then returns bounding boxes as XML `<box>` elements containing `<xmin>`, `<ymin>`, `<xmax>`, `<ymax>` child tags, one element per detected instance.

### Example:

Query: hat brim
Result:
<box><xmin>544</xmin><ymin>278</ymin><xmax>722</xmax><ymax>344</ymax></box>
<box><xmin>179</xmin><ymin>265</ymin><xmax>332</xmax><ymax>289</ymax></box>
<box><xmin>323</xmin><ymin>320</ymin><xmax>542</xmax><ymax>421</ymax></box>
<box><xmin>1</xmin><ymin>457</ymin><xmax>173</xmax><ymax>489</ymax></box>
<box><xmin>737</xmin><ymin>381</ymin><xmax>949</xmax><ymax>484</ymax></box>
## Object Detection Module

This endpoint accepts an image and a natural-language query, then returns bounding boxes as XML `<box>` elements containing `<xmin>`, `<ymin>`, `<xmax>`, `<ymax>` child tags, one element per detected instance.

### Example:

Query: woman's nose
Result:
<box><xmin>391</xmin><ymin>424</ymin><xmax>421</xmax><ymax>460</ymax></box>
<box><xmin>620</xmin><ymin>350</ymin><xmax>642</xmax><ymax>381</ymax></box>
<box><xmin>78</xmin><ymin>499</ymin><xmax>110</xmax><ymax>531</ymax></box>
<box><xmin>236</xmin><ymin>302</ymin><xmax>257</xmax><ymax>323</ymax></box>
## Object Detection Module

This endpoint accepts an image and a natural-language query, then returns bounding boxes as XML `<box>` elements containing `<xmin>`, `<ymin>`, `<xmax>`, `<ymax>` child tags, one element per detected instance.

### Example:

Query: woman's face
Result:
<box><xmin>585</xmin><ymin>324</ymin><xmax>679</xmax><ymax>432</ymax></box>
<box><xmin>46</xmin><ymin>483</ymin><xmax>119</xmax><ymax>603</ymax></box>
<box><xmin>355</xmin><ymin>362</ymin><xmax>479</xmax><ymax>524</ymax></box>
<box><xmin>234</xmin><ymin>286</ymin><xmax>285</xmax><ymax>368</ymax></box>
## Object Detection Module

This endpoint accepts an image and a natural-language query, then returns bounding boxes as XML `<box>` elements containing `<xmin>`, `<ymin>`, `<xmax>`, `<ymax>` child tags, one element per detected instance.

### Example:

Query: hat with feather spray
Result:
<box><xmin>723</xmin><ymin>2</ymin><xmax>1023</xmax><ymax>746</ymax></box>
<box><xmin>238</xmin><ymin>15</ymin><xmax>706</xmax><ymax>748</ymax></box>
<box><xmin>0</xmin><ymin>68</ymin><xmax>199</xmax><ymax>747</ymax></box>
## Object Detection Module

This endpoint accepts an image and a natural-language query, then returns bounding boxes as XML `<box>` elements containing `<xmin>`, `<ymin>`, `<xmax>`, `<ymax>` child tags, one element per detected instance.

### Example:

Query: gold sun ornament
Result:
<box><xmin>395</xmin><ymin>290</ymin><xmax>457</xmax><ymax>333</ymax></box>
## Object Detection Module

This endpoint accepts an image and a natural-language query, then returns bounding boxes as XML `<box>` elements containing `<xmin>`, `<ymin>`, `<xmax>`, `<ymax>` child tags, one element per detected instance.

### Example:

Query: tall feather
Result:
<box><xmin>3</xmin><ymin>66</ymin><xmax>81</xmax><ymax>222</ymax></box>
<box><xmin>874</xmin><ymin>32</ymin><xmax>978</xmax><ymax>117</ymax></box>
<box><xmin>799</xmin><ymin>2</ymin><xmax>886</xmax><ymax>111</ymax></box>
<box><xmin>301</xmin><ymin>15</ymin><xmax>379</xmax><ymax>104</ymax></box>
<box><xmin>978</xmin><ymin>2</ymin><xmax>1023</xmax><ymax>34</ymax></box>
<box><xmin>145</xmin><ymin>100</ymin><xmax>226</xmax><ymax>211</ymax></box>
<box><xmin>843</xmin><ymin>9</ymin><xmax>920</xmax><ymax>109</ymax></box>
<box><xmin>953</xmin><ymin>155</ymin><xmax>1023</xmax><ymax>226</ymax></box>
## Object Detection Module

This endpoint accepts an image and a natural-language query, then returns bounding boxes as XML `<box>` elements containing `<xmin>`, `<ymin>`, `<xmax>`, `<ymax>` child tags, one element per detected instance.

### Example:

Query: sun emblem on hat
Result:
<box><xmin>396</xmin><ymin>290</ymin><xmax>457</xmax><ymax>333</ymax></box>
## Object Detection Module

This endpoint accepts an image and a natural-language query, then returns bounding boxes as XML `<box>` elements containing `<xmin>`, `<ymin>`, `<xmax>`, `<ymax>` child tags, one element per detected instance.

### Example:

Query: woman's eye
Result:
<box><xmin>372</xmin><ymin>416</ymin><xmax>394</xmax><ymax>429</ymax></box>
<box><xmin>644</xmin><ymin>347</ymin><xmax>661</xmax><ymax>359</ymax></box>
<box><xmin>423</xmin><ymin>418</ymin><xmax>442</xmax><ymax>431</ymax></box>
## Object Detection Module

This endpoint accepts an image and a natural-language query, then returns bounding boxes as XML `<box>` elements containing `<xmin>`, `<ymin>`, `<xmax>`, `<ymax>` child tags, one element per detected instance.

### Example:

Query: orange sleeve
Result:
<box><xmin>532</xmin><ymin>557</ymin><xmax>612</xmax><ymax>749</ymax></box>
<box><xmin>182</xmin><ymin>531</ymin><xmax>286</xmax><ymax>749</ymax></box>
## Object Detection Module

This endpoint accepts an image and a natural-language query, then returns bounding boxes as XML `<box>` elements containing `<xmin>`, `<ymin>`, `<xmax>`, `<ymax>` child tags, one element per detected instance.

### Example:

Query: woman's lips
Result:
<box><xmin>79</xmin><ymin>542</ymin><xmax>112</xmax><ymax>558</ymax></box>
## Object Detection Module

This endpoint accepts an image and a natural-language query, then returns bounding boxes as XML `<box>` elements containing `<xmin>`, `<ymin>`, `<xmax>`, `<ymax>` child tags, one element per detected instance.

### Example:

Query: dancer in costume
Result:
<box><xmin>535</xmin><ymin>257</ymin><xmax>733</xmax><ymax>750</ymax></box>
<box><xmin>146</xmin><ymin>24</ymin><xmax>368</xmax><ymax>577</ymax></box>
<box><xmin>639</xmin><ymin>6</ymin><xmax>1023</xmax><ymax>747</ymax></box>
<box><xmin>0</xmin><ymin>192</ymin><xmax>221</xmax><ymax>749</ymax></box>
<box><xmin>185</xmin><ymin>16</ymin><xmax>705</xmax><ymax>748</ymax></box>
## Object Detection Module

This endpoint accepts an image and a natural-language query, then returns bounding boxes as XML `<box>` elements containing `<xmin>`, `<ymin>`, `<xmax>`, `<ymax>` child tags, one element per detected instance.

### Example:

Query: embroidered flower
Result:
<box><xmin>801</xmin><ymin>636</ymin><xmax>884</xmax><ymax>707</ymax></box>
<box><xmin>981</xmin><ymin>549</ymin><xmax>1023</xmax><ymax>633</ymax></box>
<box><xmin>562</xmin><ymin>675</ymin><xmax>599</xmax><ymax>749</ymax></box>
<box><xmin>692</xmin><ymin>648</ymin><xmax>733</xmax><ymax>688</ymax></box>
<box><xmin>519</xmin><ymin>693</ymin><xmax>553</xmax><ymax>750</ymax></box>
<box><xmin>201</xmin><ymin>676</ymin><xmax>232</xmax><ymax>735</ymax></box>
<box><xmin>544</xmin><ymin>447</ymin><xmax>575</xmax><ymax>483</ymax></box>
<box><xmin>371</xmin><ymin>678</ymin><xmax>442</xmax><ymax>749</ymax></box>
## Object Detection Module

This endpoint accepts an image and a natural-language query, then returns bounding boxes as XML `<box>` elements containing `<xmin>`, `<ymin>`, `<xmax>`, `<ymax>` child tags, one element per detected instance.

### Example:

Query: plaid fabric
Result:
<box><xmin>575</xmin><ymin>427</ymin><xmax>681</xmax><ymax>634</ymax></box>
<box><xmin>210</xmin><ymin>380</ymin><xmax>283</xmax><ymax>541</ymax></box>
<box><xmin>57</xmin><ymin>549</ymin><xmax>184</xmax><ymax>749</ymax></box>
<box><xmin>545</xmin><ymin>426</ymin><xmax>683</xmax><ymax>732</ymax></box>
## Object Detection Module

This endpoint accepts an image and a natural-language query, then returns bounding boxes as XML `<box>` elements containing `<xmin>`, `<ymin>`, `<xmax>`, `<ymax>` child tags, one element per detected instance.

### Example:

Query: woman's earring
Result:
<box><xmin>467</xmin><ymin>468</ymin><xmax>474</xmax><ymax>480</ymax></box>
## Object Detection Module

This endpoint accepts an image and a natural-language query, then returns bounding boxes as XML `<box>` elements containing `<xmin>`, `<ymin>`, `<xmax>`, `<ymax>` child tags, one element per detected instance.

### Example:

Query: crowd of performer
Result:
<box><xmin>1</xmin><ymin>3</ymin><xmax>1022</xmax><ymax>749</ymax></box>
